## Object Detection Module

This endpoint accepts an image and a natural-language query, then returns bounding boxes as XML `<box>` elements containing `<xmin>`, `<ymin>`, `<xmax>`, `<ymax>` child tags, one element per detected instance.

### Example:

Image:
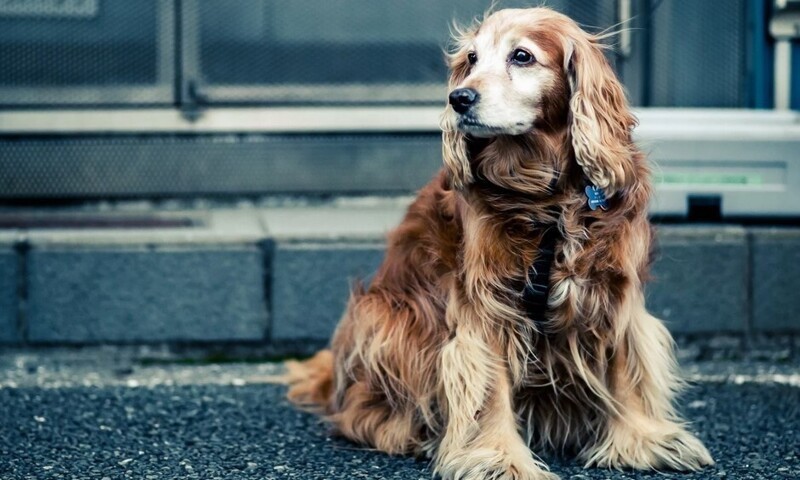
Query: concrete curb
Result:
<box><xmin>647</xmin><ymin>226</ymin><xmax>749</xmax><ymax>333</ymax></box>
<box><xmin>751</xmin><ymin>228</ymin><xmax>800</xmax><ymax>332</ymax></box>
<box><xmin>0</xmin><ymin>232</ymin><xmax>21</xmax><ymax>345</ymax></box>
<box><xmin>0</xmin><ymin>203</ymin><xmax>797</xmax><ymax>348</ymax></box>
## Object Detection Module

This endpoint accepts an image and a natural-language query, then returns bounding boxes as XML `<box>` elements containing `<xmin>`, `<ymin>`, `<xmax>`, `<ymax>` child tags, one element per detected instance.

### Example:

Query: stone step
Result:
<box><xmin>0</xmin><ymin>201</ymin><xmax>797</xmax><ymax>349</ymax></box>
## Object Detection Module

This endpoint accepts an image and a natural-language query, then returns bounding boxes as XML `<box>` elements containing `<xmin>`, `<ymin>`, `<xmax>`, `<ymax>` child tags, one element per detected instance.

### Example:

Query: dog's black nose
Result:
<box><xmin>448</xmin><ymin>88</ymin><xmax>478</xmax><ymax>114</ymax></box>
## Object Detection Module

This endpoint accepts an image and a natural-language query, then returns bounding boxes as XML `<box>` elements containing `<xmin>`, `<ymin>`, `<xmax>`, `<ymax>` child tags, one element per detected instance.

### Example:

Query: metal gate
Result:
<box><xmin>0</xmin><ymin>0</ymin><xmax>796</xmax><ymax>217</ymax></box>
<box><xmin>0</xmin><ymin>0</ymin><xmax>755</xmax><ymax>109</ymax></box>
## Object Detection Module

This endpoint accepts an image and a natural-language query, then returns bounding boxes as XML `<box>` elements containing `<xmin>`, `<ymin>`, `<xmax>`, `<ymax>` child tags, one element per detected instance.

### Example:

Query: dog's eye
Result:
<box><xmin>467</xmin><ymin>51</ymin><xmax>477</xmax><ymax>65</ymax></box>
<box><xmin>511</xmin><ymin>48</ymin><xmax>534</xmax><ymax>65</ymax></box>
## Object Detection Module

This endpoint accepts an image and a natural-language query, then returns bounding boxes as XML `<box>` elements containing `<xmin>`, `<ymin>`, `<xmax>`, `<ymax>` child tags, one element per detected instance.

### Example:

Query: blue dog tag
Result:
<box><xmin>585</xmin><ymin>185</ymin><xmax>608</xmax><ymax>211</ymax></box>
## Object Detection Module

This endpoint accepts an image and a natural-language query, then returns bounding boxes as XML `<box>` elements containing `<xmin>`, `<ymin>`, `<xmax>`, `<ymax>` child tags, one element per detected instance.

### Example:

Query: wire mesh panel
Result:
<box><xmin>648</xmin><ymin>0</ymin><xmax>747</xmax><ymax>107</ymax></box>
<box><xmin>0</xmin><ymin>134</ymin><xmax>443</xmax><ymax>198</ymax></box>
<box><xmin>0</xmin><ymin>0</ymin><xmax>174</xmax><ymax>107</ymax></box>
<box><xmin>187</xmin><ymin>0</ymin><xmax>617</xmax><ymax>106</ymax></box>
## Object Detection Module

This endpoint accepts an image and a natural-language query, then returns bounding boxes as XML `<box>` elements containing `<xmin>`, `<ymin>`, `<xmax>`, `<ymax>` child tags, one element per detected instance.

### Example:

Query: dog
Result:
<box><xmin>285</xmin><ymin>7</ymin><xmax>714</xmax><ymax>480</ymax></box>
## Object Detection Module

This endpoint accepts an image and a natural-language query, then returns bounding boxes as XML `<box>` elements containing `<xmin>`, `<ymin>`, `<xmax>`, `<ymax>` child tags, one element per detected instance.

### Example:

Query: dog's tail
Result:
<box><xmin>284</xmin><ymin>349</ymin><xmax>335</xmax><ymax>413</ymax></box>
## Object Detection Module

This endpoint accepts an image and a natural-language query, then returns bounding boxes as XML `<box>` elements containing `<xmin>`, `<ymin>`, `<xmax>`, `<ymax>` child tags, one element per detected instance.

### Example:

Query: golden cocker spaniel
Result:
<box><xmin>286</xmin><ymin>7</ymin><xmax>713</xmax><ymax>480</ymax></box>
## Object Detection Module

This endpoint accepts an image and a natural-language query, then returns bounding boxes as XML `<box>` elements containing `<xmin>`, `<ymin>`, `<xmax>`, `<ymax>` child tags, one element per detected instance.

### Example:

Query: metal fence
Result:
<box><xmin>1</xmin><ymin>0</ymin><xmax>784</xmax><ymax>209</ymax></box>
<box><xmin>0</xmin><ymin>0</ymin><xmax>751</xmax><ymax>108</ymax></box>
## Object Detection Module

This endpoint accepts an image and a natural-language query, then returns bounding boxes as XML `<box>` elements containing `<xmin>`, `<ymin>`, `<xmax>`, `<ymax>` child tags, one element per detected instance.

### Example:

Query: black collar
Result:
<box><xmin>521</xmin><ymin>222</ymin><xmax>560</xmax><ymax>326</ymax></box>
<box><xmin>521</xmin><ymin>172</ymin><xmax>561</xmax><ymax>325</ymax></box>
<box><xmin>521</xmin><ymin>182</ymin><xmax>608</xmax><ymax>326</ymax></box>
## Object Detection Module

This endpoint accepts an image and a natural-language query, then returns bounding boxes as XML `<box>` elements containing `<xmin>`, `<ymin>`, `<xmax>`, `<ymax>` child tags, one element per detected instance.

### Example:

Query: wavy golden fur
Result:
<box><xmin>285</xmin><ymin>7</ymin><xmax>713</xmax><ymax>479</ymax></box>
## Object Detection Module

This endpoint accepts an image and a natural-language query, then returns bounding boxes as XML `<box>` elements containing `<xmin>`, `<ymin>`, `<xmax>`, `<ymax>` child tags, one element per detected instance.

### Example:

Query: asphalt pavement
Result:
<box><xmin>0</xmin><ymin>351</ymin><xmax>798</xmax><ymax>480</ymax></box>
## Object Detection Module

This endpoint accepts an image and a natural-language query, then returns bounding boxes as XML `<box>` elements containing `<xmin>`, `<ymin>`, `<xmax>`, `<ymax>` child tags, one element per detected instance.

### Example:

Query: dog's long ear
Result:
<box><xmin>440</xmin><ymin>25</ymin><xmax>476</xmax><ymax>189</ymax></box>
<box><xmin>566</xmin><ymin>36</ymin><xmax>637</xmax><ymax>196</ymax></box>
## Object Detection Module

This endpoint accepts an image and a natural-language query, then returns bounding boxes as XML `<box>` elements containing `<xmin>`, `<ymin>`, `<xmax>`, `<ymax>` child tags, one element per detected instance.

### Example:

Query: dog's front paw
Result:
<box><xmin>437</xmin><ymin>447</ymin><xmax>559</xmax><ymax>480</ymax></box>
<box><xmin>583</xmin><ymin>421</ymin><xmax>714</xmax><ymax>471</ymax></box>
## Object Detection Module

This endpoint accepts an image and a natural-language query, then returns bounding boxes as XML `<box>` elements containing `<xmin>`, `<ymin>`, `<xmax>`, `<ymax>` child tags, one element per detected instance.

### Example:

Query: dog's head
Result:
<box><xmin>442</xmin><ymin>8</ymin><xmax>637</xmax><ymax>195</ymax></box>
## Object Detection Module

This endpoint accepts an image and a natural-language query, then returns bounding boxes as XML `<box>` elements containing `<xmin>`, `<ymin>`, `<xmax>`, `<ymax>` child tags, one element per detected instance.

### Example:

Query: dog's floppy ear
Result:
<box><xmin>566</xmin><ymin>36</ymin><xmax>637</xmax><ymax>196</ymax></box>
<box><xmin>440</xmin><ymin>25</ymin><xmax>476</xmax><ymax>190</ymax></box>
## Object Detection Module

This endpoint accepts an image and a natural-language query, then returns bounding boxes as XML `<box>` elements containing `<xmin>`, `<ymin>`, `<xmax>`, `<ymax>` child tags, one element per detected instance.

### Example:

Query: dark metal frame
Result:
<box><xmin>178</xmin><ymin>0</ymin><xmax>446</xmax><ymax>107</ymax></box>
<box><xmin>0</xmin><ymin>1</ymin><xmax>175</xmax><ymax>107</ymax></box>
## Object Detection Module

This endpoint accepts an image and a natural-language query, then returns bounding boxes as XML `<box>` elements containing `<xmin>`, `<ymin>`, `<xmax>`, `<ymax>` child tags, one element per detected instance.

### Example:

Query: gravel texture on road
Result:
<box><xmin>1</xmin><ymin>364</ymin><xmax>798</xmax><ymax>480</ymax></box>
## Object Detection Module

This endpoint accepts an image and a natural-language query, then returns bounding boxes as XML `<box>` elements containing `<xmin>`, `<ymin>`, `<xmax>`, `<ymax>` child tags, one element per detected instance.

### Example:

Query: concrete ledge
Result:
<box><xmin>0</xmin><ymin>202</ymin><xmax>796</xmax><ymax>347</ymax></box>
<box><xmin>262</xmin><ymin>204</ymin><xmax>402</xmax><ymax>342</ymax></box>
<box><xmin>23</xmin><ymin>210</ymin><xmax>264</xmax><ymax>246</ymax></box>
<box><xmin>751</xmin><ymin>228</ymin><xmax>800</xmax><ymax>332</ymax></box>
<box><xmin>260</xmin><ymin>204</ymin><xmax>407</xmax><ymax>240</ymax></box>
<box><xmin>270</xmin><ymin>242</ymin><xmax>385</xmax><ymax>342</ymax></box>
<box><xmin>0</xmin><ymin>241</ymin><xmax>19</xmax><ymax>344</ymax></box>
<box><xmin>26</xmin><ymin>247</ymin><xmax>267</xmax><ymax>344</ymax></box>
<box><xmin>647</xmin><ymin>226</ymin><xmax>748</xmax><ymax>333</ymax></box>
<box><xmin>21</xmin><ymin>210</ymin><xmax>269</xmax><ymax>344</ymax></box>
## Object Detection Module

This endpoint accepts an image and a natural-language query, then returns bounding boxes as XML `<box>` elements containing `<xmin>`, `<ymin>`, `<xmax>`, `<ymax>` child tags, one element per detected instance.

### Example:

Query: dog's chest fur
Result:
<box><xmin>450</xmin><ymin>190</ymin><xmax>615</xmax><ymax>446</ymax></box>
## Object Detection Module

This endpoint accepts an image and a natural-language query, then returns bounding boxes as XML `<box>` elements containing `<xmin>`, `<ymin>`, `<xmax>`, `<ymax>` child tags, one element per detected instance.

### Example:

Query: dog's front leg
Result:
<box><xmin>582</xmin><ymin>293</ymin><xmax>714</xmax><ymax>471</ymax></box>
<box><xmin>434</xmin><ymin>294</ymin><xmax>558</xmax><ymax>480</ymax></box>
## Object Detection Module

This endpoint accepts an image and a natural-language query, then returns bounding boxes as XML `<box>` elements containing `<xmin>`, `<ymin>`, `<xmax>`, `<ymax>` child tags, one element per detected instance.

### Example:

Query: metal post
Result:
<box><xmin>618</xmin><ymin>0</ymin><xmax>633</xmax><ymax>58</ymax></box>
<box><xmin>770</xmin><ymin>0</ymin><xmax>800</xmax><ymax>110</ymax></box>
<box><xmin>774</xmin><ymin>39</ymin><xmax>793</xmax><ymax>109</ymax></box>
